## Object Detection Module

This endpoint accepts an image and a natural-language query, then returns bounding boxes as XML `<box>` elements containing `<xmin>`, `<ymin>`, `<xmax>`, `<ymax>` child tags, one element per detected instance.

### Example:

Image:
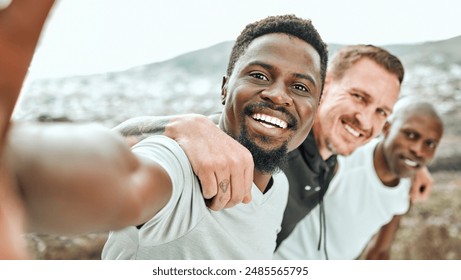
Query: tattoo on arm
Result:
<box><xmin>114</xmin><ymin>117</ymin><xmax>169</xmax><ymax>142</ymax></box>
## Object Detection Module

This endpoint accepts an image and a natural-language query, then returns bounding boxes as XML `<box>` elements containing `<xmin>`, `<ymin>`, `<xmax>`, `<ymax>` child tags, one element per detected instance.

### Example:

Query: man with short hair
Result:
<box><xmin>276</xmin><ymin>44</ymin><xmax>402</xmax><ymax>246</ymax></box>
<box><xmin>116</xmin><ymin>43</ymin><xmax>433</xmax><ymax>249</ymax></box>
<box><xmin>101</xmin><ymin>14</ymin><xmax>328</xmax><ymax>259</ymax></box>
<box><xmin>274</xmin><ymin>99</ymin><xmax>444</xmax><ymax>259</ymax></box>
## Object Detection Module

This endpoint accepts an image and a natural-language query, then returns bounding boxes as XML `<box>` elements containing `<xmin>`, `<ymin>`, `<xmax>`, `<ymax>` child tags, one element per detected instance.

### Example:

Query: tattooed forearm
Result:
<box><xmin>113</xmin><ymin>116</ymin><xmax>171</xmax><ymax>141</ymax></box>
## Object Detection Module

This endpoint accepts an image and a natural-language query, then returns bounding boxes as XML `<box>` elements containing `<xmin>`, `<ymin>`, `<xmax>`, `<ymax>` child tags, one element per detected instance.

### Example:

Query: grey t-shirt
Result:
<box><xmin>102</xmin><ymin>135</ymin><xmax>289</xmax><ymax>260</ymax></box>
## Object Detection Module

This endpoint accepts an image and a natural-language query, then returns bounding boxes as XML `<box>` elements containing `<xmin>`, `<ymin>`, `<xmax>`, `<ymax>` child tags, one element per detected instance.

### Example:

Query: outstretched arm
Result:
<box><xmin>0</xmin><ymin>0</ymin><xmax>55</xmax><ymax>146</ymax></box>
<box><xmin>410</xmin><ymin>167</ymin><xmax>433</xmax><ymax>203</ymax></box>
<box><xmin>0</xmin><ymin>0</ymin><xmax>56</xmax><ymax>260</ymax></box>
<box><xmin>114</xmin><ymin>113</ymin><xmax>254</xmax><ymax>210</ymax></box>
<box><xmin>5</xmin><ymin>122</ymin><xmax>172</xmax><ymax>235</ymax></box>
<box><xmin>362</xmin><ymin>215</ymin><xmax>403</xmax><ymax>259</ymax></box>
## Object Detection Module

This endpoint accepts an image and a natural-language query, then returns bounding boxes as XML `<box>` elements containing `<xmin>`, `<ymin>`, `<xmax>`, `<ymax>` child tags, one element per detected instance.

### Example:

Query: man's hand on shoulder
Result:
<box><xmin>410</xmin><ymin>167</ymin><xmax>433</xmax><ymax>203</ymax></box>
<box><xmin>165</xmin><ymin>114</ymin><xmax>254</xmax><ymax>210</ymax></box>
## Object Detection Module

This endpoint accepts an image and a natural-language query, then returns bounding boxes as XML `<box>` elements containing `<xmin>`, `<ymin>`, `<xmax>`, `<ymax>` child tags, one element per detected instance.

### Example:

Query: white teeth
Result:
<box><xmin>252</xmin><ymin>113</ymin><xmax>288</xmax><ymax>129</ymax></box>
<box><xmin>403</xmin><ymin>159</ymin><xmax>418</xmax><ymax>167</ymax></box>
<box><xmin>344</xmin><ymin>124</ymin><xmax>360</xmax><ymax>137</ymax></box>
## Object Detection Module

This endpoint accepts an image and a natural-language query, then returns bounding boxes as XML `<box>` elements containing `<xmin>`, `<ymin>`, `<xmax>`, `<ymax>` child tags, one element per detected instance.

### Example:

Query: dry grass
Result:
<box><xmin>391</xmin><ymin>171</ymin><xmax>461</xmax><ymax>259</ymax></box>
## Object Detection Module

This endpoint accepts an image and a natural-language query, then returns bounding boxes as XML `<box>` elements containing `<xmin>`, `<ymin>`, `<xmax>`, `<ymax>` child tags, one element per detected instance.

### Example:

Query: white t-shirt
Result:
<box><xmin>274</xmin><ymin>139</ymin><xmax>411</xmax><ymax>260</ymax></box>
<box><xmin>102</xmin><ymin>135</ymin><xmax>289</xmax><ymax>259</ymax></box>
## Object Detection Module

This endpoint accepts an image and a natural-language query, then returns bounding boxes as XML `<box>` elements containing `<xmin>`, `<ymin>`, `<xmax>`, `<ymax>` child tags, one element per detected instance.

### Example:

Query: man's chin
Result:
<box><xmin>330</xmin><ymin>142</ymin><xmax>358</xmax><ymax>156</ymax></box>
<box><xmin>239</xmin><ymin>137</ymin><xmax>288</xmax><ymax>174</ymax></box>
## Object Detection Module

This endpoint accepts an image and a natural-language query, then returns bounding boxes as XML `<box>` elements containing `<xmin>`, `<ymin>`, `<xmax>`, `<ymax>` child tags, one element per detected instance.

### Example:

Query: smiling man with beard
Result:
<box><xmin>100</xmin><ymin>15</ymin><xmax>328</xmax><ymax>259</ymax></box>
<box><xmin>115</xmin><ymin>43</ymin><xmax>434</xmax><ymax>253</ymax></box>
<box><xmin>3</xmin><ymin>12</ymin><xmax>326</xmax><ymax>259</ymax></box>
<box><xmin>274</xmin><ymin>98</ymin><xmax>444</xmax><ymax>259</ymax></box>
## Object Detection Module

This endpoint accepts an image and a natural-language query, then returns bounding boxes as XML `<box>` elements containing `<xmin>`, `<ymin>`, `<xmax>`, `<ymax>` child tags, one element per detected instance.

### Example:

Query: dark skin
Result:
<box><xmin>363</xmin><ymin>105</ymin><xmax>443</xmax><ymax>259</ymax></box>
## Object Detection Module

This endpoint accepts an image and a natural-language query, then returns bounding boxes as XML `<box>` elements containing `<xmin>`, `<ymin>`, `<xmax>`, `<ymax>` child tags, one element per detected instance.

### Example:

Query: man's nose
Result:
<box><xmin>260</xmin><ymin>82</ymin><xmax>293</xmax><ymax>106</ymax></box>
<box><xmin>354</xmin><ymin>107</ymin><xmax>374</xmax><ymax>131</ymax></box>
<box><xmin>410</xmin><ymin>141</ymin><xmax>425</xmax><ymax>158</ymax></box>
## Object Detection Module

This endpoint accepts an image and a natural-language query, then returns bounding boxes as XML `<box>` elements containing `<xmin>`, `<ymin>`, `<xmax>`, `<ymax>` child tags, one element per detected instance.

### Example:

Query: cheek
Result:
<box><xmin>289</xmin><ymin>102</ymin><xmax>316</xmax><ymax>146</ymax></box>
<box><xmin>298</xmin><ymin>101</ymin><xmax>317</xmax><ymax>128</ymax></box>
<box><xmin>422</xmin><ymin>149</ymin><xmax>436</xmax><ymax>161</ymax></box>
<box><xmin>373</xmin><ymin>118</ymin><xmax>388</xmax><ymax>132</ymax></box>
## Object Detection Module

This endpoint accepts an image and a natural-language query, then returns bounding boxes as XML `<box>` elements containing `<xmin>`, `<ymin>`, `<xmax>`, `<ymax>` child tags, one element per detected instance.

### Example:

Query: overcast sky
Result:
<box><xmin>27</xmin><ymin>0</ymin><xmax>461</xmax><ymax>81</ymax></box>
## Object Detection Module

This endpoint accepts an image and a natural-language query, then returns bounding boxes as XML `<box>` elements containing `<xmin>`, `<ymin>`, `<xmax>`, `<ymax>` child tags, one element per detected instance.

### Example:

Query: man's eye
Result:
<box><xmin>291</xmin><ymin>84</ymin><xmax>313</xmax><ymax>97</ymax></box>
<box><xmin>377</xmin><ymin>108</ymin><xmax>388</xmax><ymax>117</ymax></box>
<box><xmin>425</xmin><ymin>140</ymin><xmax>437</xmax><ymax>149</ymax></box>
<box><xmin>250</xmin><ymin>73</ymin><xmax>268</xmax><ymax>81</ymax></box>
<box><xmin>293</xmin><ymin>84</ymin><xmax>308</xmax><ymax>92</ymax></box>
<box><xmin>406</xmin><ymin>132</ymin><xmax>416</xmax><ymax>139</ymax></box>
<box><xmin>352</xmin><ymin>93</ymin><xmax>364</xmax><ymax>101</ymax></box>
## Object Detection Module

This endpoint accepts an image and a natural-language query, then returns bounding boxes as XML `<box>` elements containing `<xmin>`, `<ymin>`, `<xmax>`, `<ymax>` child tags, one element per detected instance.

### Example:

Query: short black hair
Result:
<box><xmin>227</xmin><ymin>15</ymin><xmax>328</xmax><ymax>94</ymax></box>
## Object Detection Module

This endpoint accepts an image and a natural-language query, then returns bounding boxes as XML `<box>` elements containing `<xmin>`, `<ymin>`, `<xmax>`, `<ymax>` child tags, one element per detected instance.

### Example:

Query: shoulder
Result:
<box><xmin>132</xmin><ymin>135</ymin><xmax>193</xmax><ymax>186</ymax></box>
<box><xmin>132</xmin><ymin>136</ymin><xmax>187</xmax><ymax>165</ymax></box>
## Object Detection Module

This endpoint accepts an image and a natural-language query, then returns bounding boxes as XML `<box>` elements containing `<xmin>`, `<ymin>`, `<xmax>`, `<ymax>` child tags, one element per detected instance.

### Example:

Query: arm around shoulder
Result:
<box><xmin>114</xmin><ymin>113</ymin><xmax>254</xmax><ymax>210</ymax></box>
<box><xmin>410</xmin><ymin>167</ymin><xmax>433</xmax><ymax>203</ymax></box>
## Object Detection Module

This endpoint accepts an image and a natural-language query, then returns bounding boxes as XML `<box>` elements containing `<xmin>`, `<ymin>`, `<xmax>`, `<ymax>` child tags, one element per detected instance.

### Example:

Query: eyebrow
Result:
<box><xmin>248</xmin><ymin>61</ymin><xmax>317</xmax><ymax>87</ymax></box>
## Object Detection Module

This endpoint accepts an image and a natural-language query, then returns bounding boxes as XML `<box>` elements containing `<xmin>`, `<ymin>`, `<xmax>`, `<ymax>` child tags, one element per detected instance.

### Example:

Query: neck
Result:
<box><xmin>253</xmin><ymin>169</ymin><xmax>273</xmax><ymax>193</ymax></box>
<box><xmin>312</xmin><ymin>122</ymin><xmax>333</xmax><ymax>160</ymax></box>
<box><xmin>374</xmin><ymin>142</ymin><xmax>399</xmax><ymax>187</ymax></box>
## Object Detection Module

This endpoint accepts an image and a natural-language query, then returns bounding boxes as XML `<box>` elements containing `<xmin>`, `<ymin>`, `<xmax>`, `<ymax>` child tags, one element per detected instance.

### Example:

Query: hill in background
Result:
<box><xmin>16</xmin><ymin>35</ymin><xmax>461</xmax><ymax>170</ymax></box>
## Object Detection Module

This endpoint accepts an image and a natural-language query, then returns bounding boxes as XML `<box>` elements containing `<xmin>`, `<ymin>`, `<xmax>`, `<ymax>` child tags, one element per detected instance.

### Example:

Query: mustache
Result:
<box><xmin>243</xmin><ymin>102</ymin><xmax>298</xmax><ymax>130</ymax></box>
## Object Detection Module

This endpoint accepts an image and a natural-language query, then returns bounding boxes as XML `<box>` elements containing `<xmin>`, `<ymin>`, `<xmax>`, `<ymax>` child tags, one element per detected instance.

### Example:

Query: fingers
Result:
<box><xmin>199</xmin><ymin>170</ymin><xmax>218</xmax><ymax>200</ymax></box>
<box><xmin>168</xmin><ymin>114</ymin><xmax>254</xmax><ymax>210</ymax></box>
<box><xmin>203</xmin><ymin>162</ymin><xmax>251</xmax><ymax>211</ymax></box>
<box><xmin>207</xmin><ymin>148</ymin><xmax>254</xmax><ymax>210</ymax></box>
<box><xmin>410</xmin><ymin>167</ymin><xmax>433</xmax><ymax>204</ymax></box>
<box><xmin>208</xmin><ymin>176</ymin><xmax>231</xmax><ymax>211</ymax></box>
<box><xmin>409</xmin><ymin>184</ymin><xmax>423</xmax><ymax>203</ymax></box>
<box><xmin>410</xmin><ymin>183</ymin><xmax>431</xmax><ymax>203</ymax></box>
<box><xmin>242</xmin><ymin>151</ymin><xmax>254</xmax><ymax>204</ymax></box>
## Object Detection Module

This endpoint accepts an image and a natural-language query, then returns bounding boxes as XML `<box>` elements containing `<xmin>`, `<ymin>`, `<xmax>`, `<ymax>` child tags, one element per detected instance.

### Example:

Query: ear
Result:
<box><xmin>221</xmin><ymin>75</ymin><xmax>228</xmax><ymax>105</ymax></box>
<box><xmin>382</xmin><ymin>121</ymin><xmax>391</xmax><ymax>136</ymax></box>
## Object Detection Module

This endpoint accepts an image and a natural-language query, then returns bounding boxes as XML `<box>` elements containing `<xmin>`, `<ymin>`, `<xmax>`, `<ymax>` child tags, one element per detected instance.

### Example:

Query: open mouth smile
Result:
<box><xmin>342</xmin><ymin>121</ymin><xmax>362</xmax><ymax>138</ymax></box>
<box><xmin>252</xmin><ymin>113</ymin><xmax>288</xmax><ymax>129</ymax></box>
<box><xmin>401</xmin><ymin>156</ymin><xmax>420</xmax><ymax>168</ymax></box>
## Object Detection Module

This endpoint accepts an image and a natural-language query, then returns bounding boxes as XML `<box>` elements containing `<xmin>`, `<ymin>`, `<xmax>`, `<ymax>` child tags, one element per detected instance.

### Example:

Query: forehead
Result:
<box><xmin>234</xmin><ymin>33</ymin><xmax>322</xmax><ymax>80</ymax></box>
<box><xmin>339</xmin><ymin>58</ymin><xmax>400</xmax><ymax>111</ymax></box>
<box><xmin>395</xmin><ymin>113</ymin><xmax>443</xmax><ymax>141</ymax></box>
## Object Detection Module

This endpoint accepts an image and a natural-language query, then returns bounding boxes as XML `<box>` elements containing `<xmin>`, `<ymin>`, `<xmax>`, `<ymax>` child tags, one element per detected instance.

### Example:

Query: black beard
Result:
<box><xmin>237</xmin><ymin>125</ymin><xmax>288</xmax><ymax>174</ymax></box>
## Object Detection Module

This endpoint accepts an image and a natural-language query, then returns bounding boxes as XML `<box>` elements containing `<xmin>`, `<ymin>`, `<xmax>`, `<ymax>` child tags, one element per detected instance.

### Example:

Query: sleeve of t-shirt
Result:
<box><xmin>393</xmin><ymin>180</ymin><xmax>412</xmax><ymax>215</ymax></box>
<box><xmin>129</xmin><ymin>135</ymin><xmax>200</xmax><ymax>244</ymax></box>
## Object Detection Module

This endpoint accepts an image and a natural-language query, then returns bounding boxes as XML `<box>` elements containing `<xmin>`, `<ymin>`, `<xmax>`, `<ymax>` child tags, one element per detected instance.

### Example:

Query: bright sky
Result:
<box><xmin>28</xmin><ymin>0</ymin><xmax>461</xmax><ymax>81</ymax></box>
